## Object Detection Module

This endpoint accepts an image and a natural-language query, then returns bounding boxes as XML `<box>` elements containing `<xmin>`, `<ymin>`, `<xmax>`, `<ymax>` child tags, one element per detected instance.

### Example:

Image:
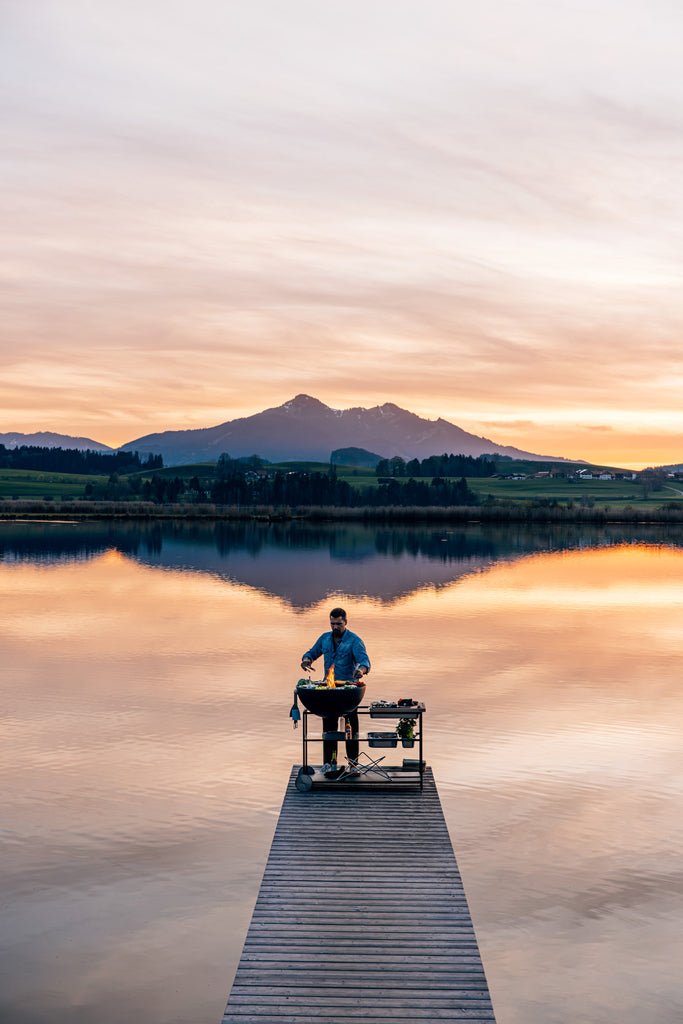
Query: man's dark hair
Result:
<box><xmin>329</xmin><ymin>607</ymin><xmax>347</xmax><ymax>620</ymax></box>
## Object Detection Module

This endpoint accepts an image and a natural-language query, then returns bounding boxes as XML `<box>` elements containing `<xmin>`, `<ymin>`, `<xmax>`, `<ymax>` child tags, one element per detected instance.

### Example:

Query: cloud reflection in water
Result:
<box><xmin>1</xmin><ymin>522</ymin><xmax>682</xmax><ymax>1023</ymax></box>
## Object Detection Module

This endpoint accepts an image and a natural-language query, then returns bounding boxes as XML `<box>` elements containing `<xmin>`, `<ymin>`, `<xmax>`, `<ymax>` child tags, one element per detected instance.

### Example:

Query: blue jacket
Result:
<box><xmin>302</xmin><ymin>629</ymin><xmax>370</xmax><ymax>681</ymax></box>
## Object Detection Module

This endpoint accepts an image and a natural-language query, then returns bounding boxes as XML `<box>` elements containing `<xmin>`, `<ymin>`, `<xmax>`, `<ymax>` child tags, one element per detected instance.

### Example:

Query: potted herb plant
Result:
<box><xmin>397</xmin><ymin>717</ymin><xmax>416</xmax><ymax>747</ymax></box>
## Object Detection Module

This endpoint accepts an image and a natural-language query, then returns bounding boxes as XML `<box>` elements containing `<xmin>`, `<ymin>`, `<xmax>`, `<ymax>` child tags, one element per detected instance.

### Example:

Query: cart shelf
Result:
<box><xmin>300</xmin><ymin>702</ymin><xmax>425</xmax><ymax>788</ymax></box>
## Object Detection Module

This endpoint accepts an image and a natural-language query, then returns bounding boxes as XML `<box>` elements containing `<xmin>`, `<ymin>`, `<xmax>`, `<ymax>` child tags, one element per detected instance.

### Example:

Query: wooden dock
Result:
<box><xmin>223</xmin><ymin>766</ymin><xmax>496</xmax><ymax>1023</ymax></box>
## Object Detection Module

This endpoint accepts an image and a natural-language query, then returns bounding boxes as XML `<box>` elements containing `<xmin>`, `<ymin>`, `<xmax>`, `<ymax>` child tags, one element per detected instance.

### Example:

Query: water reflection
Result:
<box><xmin>4</xmin><ymin>519</ymin><xmax>683</xmax><ymax>607</ymax></box>
<box><xmin>0</xmin><ymin>523</ymin><xmax>682</xmax><ymax>1024</ymax></box>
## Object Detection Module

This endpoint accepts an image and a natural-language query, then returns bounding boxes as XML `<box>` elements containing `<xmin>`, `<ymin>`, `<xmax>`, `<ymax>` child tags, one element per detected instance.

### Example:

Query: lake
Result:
<box><xmin>1</xmin><ymin>519</ymin><xmax>682</xmax><ymax>1024</ymax></box>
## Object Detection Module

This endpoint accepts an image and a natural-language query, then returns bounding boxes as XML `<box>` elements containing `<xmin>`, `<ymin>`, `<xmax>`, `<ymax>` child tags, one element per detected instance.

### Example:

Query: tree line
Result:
<box><xmin>375</xmin><ymin>453</ymin><xmax>496</xmax><ymax>478</ymax></box>
<box><xmin>111</xmin><ymin>470</ymin><xmax>478</xmax><ymax>507</ymax></box>
<box><xmin>209</xmin><ymin>469</ymin><xmax>478</xmax><ymax>507</ymax></box>
<box><xmin>0</xmin><ymin>445</ymin><xmax>163</xmax><ymax>474</ymax></box>
<box><xmin>85</xmin><ymin>463</ymin><xmax>480</xmax><ymax>507</ymax></box>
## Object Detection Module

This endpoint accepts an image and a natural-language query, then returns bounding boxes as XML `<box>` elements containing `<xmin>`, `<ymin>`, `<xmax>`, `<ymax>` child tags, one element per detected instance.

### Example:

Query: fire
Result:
<box><xmin>323</xmin><ymin>665</ymin><xmax>357</xmax><ymax>686</ymax></box>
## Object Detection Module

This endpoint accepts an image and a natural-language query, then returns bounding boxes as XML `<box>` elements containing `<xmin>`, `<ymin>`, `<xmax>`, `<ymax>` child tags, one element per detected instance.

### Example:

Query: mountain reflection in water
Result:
<box><xmin>4</xmin><ymin>519</ymin><xmax>683</xmax><ymax>607</ymax></box>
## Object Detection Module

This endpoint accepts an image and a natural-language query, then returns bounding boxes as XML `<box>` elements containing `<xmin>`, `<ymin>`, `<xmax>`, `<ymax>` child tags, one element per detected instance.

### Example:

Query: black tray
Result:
<box><xmin>368</xmin><ymin>731</ymin><xmax>398</xmax><ymax>748</ymax></box>
<box><xmin>369</xmin><ymin>702</ymin><xmax>425</xmax><ymax>718</ymax></box>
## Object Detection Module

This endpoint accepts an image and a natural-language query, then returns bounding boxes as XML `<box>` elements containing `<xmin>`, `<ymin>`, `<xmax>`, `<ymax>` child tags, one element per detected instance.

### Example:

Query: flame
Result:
<box><xmin>324</xmin><ymin>665</ymin><xmax>358</xmax><ymax>686</ymax></box>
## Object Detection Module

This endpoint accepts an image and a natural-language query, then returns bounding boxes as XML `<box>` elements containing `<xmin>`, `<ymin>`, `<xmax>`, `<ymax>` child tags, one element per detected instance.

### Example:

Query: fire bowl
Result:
<box><xmin>296</xmin><ymin>683</ymin><xmax>366</xmax><ymax>717</ymax></box>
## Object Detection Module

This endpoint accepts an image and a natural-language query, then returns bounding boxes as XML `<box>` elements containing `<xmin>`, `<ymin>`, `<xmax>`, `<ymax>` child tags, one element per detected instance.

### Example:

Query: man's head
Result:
<box><xmin>329</xmin><ymin>607</ymin><xmax>347</xmax><ymax>637</ymax></box>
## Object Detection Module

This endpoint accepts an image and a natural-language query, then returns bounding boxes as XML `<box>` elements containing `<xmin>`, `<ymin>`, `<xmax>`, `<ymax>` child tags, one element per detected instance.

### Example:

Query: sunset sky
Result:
<box><xmin>4</xmin><ymin>0</ymin><xmax>683</xmax><ymax>468</ymax></box>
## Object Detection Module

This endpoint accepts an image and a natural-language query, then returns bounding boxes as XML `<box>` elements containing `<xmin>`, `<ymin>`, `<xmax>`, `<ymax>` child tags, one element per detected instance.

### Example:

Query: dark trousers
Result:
<box><xmin>322</xmin><ymin>712</ymin><xmax>359</xmax><ymax>765</ymax></box>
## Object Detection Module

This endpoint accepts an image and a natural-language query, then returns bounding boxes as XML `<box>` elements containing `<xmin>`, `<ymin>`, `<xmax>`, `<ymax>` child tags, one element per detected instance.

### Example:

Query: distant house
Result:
<box><xmin>576</xmin><ymin>470</ymin><xmax>614</xmax><ymax>481</ymax></box>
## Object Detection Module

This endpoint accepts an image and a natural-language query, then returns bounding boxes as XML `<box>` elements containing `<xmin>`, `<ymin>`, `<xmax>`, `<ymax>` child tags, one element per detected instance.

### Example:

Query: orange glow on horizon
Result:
<box><xmin>3</xmin><ymin>392</ymin><xmax>682</xmax><ymax>471</ymax></box>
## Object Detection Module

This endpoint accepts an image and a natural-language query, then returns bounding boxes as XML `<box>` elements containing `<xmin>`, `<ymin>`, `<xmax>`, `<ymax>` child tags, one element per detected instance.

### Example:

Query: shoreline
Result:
<box><xmin>3</xmin><ymin>499</ymin><xmax>683</xmax><ymax>525</ymax></box>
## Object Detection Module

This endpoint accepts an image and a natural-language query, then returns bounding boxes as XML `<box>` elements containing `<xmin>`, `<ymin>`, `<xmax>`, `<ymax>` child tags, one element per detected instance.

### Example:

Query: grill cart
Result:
<box><xmin>292</xmin><ymin>683</ymin><xmax>425</xmax><ymax>790</ymax></box>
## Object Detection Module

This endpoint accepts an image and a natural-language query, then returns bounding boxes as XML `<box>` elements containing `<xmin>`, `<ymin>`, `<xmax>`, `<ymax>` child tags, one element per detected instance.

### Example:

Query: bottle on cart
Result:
<box><xmin>345</xmin><ymin>717</ymin><xmax>352</xmax><ymax>740</ymax></box>
<box><xmin>331</xmin><ymin>750</ymin><xmax>337</xmax><ymax>768</ymax></box>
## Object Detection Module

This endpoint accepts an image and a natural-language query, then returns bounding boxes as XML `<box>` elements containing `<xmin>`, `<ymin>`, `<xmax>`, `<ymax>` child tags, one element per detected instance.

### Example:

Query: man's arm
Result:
<box><xmin>301</xmin><ymin>635</ymin><xmax>323</xmax><ymax>672</ymax></box>
<box><xmin>350</xmin><ymin>635</ymin><xmax>370</xmax><ymax>678</ymax></box>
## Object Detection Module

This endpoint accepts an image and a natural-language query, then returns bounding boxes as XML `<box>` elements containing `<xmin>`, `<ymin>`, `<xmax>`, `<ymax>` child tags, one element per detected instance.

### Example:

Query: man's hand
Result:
<box><xmin>301</xmin><ymin>659</ymin><xmax>312</xmax><ymax>672</ymax></box>
<box><xmin>353</xmin><ymin>666</ymin><xmax>367</xmax><ymax>680</ymax></box>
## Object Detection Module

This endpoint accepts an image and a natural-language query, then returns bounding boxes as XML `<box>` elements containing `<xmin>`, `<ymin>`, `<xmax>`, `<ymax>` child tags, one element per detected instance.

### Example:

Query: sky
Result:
<box><xmin>3</xmin><ymin>0</ymin><xmax>683</xmax><ymax>468</ymax></box>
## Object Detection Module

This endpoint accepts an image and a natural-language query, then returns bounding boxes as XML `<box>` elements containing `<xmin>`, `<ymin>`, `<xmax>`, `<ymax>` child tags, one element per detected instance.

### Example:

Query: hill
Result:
<box><xmin>331</xmin><ymin>446</ymin><xmax>384</xmax><ymax>468</ymax></box>
<box><xmin>120</xmin><ymin>394</ymin><xmax>570</xmax><ymax>466</ymax></box>
<box><xmin>0</xmin><ymin>431</ymin><xmax>113</xmax><ymax>452</ymax></box>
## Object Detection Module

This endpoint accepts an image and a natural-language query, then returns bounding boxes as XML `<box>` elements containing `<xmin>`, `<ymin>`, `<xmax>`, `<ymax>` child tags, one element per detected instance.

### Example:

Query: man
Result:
<box><xmin>301</xmin><ymin>607</ymin><xmax>370</xmax><ymax>770</ymax></box>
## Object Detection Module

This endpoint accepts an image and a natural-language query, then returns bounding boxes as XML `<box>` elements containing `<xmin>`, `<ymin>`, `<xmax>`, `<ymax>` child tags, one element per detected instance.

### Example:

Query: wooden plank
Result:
<box><xmin>222</xmin><ymin>767</ymin><xmax>496</xmax><ymax>1024</ymax></box>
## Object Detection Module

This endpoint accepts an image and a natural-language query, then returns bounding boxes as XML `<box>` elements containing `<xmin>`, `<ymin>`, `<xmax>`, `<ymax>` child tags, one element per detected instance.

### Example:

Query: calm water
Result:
<box><xmin>1</xmin><ymin>520</ymin><xmax>682</xmax><ymax>1024</ymax></box>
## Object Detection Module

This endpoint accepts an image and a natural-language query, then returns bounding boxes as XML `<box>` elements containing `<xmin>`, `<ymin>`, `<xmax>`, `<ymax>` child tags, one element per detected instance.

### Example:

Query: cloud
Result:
<box><xmin>482</xmin><ymin>421</ymin><xmax>539</xmax><ymax>431</ymax></box>
<box><xmin>4</xmin><ymin>0</ymin><xmax>683</xmax><ymax>461</ymax></box>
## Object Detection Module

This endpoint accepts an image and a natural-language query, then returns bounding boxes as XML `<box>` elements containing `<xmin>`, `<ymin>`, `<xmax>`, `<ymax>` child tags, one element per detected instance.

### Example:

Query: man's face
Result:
<box><xmin>330</xmin><ymin>616</ymin><xmax>346</xmax><ymax>637</ymax></box>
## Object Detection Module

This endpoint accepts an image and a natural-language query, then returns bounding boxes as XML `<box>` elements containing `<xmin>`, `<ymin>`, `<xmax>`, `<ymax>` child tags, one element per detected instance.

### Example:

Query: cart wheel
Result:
<box><xmin>295</xmin><ymin>768</ymin><xmax>313</xmax><ymax>792</ymax></box>
<box><xmin>303</xmin><ymin>765</ymin><xmax>315</xmax><ymax>775</ymax></box>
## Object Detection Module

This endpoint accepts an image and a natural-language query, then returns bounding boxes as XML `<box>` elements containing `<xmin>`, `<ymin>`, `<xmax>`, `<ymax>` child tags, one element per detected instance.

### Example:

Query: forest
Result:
<box><xmin>375</xmin><ymin>453</ymin><xmax>497</xmax><ymax>478</ymax></box>
<box><xmin>208</xmin><ymin>469</ymin><xmax>478</xmax><ymax>507</ymax></box>
<box><xmin>0</xmin><ymin>445</ymin><xmax>163</xmax><ymax>474</ymax></box>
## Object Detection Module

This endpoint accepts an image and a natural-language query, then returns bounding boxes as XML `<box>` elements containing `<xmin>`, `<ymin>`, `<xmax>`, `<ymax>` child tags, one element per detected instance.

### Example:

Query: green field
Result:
<box><xmin>272</xmin><ymin>462</ymin><xmax>378</xmax><ymax>488</ymax></box>
<box><xmin>0</xmin><ymin>468</ymin><xmax>109</xmax><ymax>499</ymax></box>
<box><xmin>274</xmin><ymin>464</ymin><xmax>683</xmax><ymax>507</ymax></box>
<box><xmin>149</xmin><ymin>460</ymin><xmax>380</xmax><ymax>489</ymax></box>
<box><xmin>464</xmin><ymin>475</ymin><xmax>681</xmax><ymax>508</ymax></box>
<box><xmin>126</xmin><ymin>462</ymin><xmax>217</xmax><ymax>481</ymax></box>
<box><xmin>2</xmin><ymin>460</ymin><xmax>681</xmax><ymax>510</ymax></box>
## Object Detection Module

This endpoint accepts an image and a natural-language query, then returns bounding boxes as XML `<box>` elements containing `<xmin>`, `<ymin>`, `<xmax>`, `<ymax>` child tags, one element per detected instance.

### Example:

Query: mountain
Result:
<box><xmin>0</xmin><ymin>431</ymin><xmax>113</xmax><ymax>452</ymax></box>
<box><xmin>120</xmin><ymin>394</ymin><xmax>569</xmax><ymax>465</ymax></box>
